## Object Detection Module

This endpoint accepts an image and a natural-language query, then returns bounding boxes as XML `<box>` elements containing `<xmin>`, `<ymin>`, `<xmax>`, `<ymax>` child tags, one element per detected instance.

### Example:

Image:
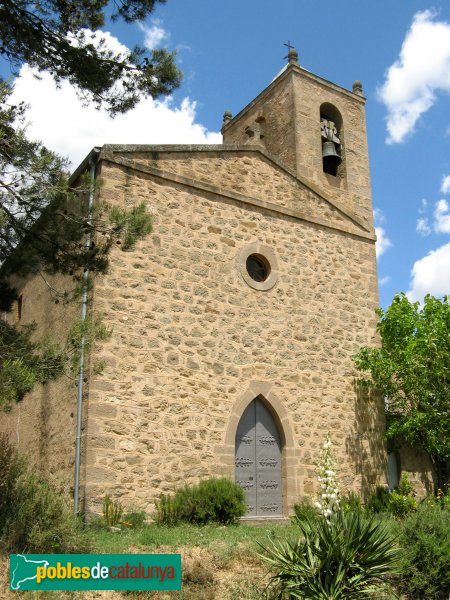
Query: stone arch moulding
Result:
<box><xmin>217</xmin><ymin>381</ymin><xmax>297</xmax><ymax>518</ymax></box>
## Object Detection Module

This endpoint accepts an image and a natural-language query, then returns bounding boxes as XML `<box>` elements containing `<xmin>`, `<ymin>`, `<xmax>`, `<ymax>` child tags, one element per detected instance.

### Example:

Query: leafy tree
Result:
<box><xmin>0</xmin><ymin>320</ymin><xmax>65</xmax><ymax>411</ymax></box>
<box><xmin>0</xmin><ymin>80</ymin><xmax>152</xmax><ymax>408</ymax></box>
<box><xmin>0</xmin><ymin>2</ymin><xmax>174</xmax><ymax>407</ymax></box>
<box><xmin>354</xmin><ymin>293</ymin><xmax>450</xmax><ymax>489</ymax></box>
<box><xmin>0</xmin><ymin>0</ymin><xmax>181</xmax><ymax>115</ymax></box>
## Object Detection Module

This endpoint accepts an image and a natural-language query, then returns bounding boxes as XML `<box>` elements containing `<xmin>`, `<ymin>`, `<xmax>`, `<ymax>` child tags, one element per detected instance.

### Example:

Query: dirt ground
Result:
<box><xmin>0</xmin><ymin>545</ymin><xmax>272</xmax><ymax>600</ymax></box>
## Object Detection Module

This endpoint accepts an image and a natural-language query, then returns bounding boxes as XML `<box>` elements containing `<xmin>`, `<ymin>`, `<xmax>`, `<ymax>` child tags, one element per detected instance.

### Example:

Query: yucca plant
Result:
<box><xmin>261</xmin><ymin>510</ymin><xmax>400</xmax><ymax>599</ymax></box>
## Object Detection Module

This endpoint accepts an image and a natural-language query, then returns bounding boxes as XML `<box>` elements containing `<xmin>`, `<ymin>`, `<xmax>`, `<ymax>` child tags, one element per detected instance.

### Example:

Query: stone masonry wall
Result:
<box><xmin>0</xmin><ymin>272</ymin><xmax>81</xmax><ymax>494</ymax></box>
<box><xmin>82</xmin><ymin>156</ymin><xmax>385</xmax><ymax>516</ymax></box>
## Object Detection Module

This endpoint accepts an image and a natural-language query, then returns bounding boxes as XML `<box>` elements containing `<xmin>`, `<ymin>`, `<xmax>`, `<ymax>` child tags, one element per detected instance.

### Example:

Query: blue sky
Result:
<box><xmin>4</xmin><ymin>1</ymin><xmax>450</xmax><ymax>308</ymax></box>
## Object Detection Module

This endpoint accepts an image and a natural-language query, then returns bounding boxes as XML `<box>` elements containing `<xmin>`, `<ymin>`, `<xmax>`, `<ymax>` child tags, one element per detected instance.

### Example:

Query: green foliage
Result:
<box><xmin>388</xmin><ymin>492</ymin><xmax>416</xmax><ymax>519</ymax></box>
<box><xmin>0</xmin><ymin>82</ymin><xmax>155</xmax><ymax>307</ymax></box>
<box><xmin>0</xmin><ymin>433</ymin><xmax>25</xmax><ymax>533</ymax></box>
<box><xmin>0</xmin><ymin>320</ymin><xmax>65</xmax><ymax>410</ymax></box>
<box><xmin>395</xmin><ymin>473</ymin><xmax>414</xmax><ymax>497</ymax></box>
<box><xmin>66</xmin><ymin>313</ymin><xmax>112</xmax><ymax>374</ymax></box>
<box><xmin>354</xmin><ymin>293</ymin><xmax>450</xmax><ymax>488</ymax></box>
<box><xmin>292</xmin><ymin>498</ymin><xmax>319</xmax><ymax>523</ymax></box>
<box><xmin>0</xmin><ymin>313</ymin><xmax>111</xmax><ymax>410</ymax></box>
<box><xmin>103</xmin><ymin>495</ymin><xmax>123</xmax><ymax>527</ymax></box>
<box><xmin>261</xmin><ymin>510</ymin><xmax>400</xmax><ymax>599</ymax></box>
<box><xmin>0</xmin><ymin>434</ymin><xmax>90</xmax><ymax>553</ymax></box>
<box><xmin>387</xmin><ymin>474</ymin><xmax>416</xmax><ymax>518</ymax></box>
<box><xmin>155</xmin><ymin>492</ymin><xmax>182</xmax><ymax>527</ymax></box>
<box><xmin>366</xmin><ymin>486</ymin><xmax>391</xmax><ymax>514</ymax></box>
<box><xmin>109</xmin><ymin>201</ymin><xmax>153</xmax><ymax>250</ymax></box>
<box><xmin>340</xmin><ymin>491</ymin><xmax>363</xmax><ymax>513</ymax></box>
<box><xmin>122</xmin><ymin>511</ymin><xmax>147</xmax><ymax>529</ymax></box>
<box><xmin>0</xmin><ymin>1</ymin><xmax>181</xmax><ymax>116</ymax></box>
<box><xmin>398</xmin><ymin>502</ymin><xmax>450</xmax><ymax>599</ymax></box>
<box><xmin>0</xmin><ymin>79</ymin><xmax>153</xmax><ymax>408</ymax></box>
<box><xmin>154</xmin><ymin>477</ymin><xmax>246</xmax><ymax>526</ymax></box>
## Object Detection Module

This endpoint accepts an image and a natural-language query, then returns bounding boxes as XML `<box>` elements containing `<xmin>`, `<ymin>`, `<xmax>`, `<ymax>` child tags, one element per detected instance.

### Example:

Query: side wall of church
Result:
<box><xmin>0</xmin><ymin>272</ymin><xmax>82</xmax><ymax>495</ymax></box>
<box><xmin>82</xmin><ymin>156</ymin><xmax>385</xmax><ymax>516</ymax></box>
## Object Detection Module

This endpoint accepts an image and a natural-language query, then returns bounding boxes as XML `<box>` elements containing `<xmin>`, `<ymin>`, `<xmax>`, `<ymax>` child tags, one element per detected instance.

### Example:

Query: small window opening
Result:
<box><xmin>246</xmin><ymin>254</ymin><xmax>270</xmax><ymax>282</ymax></box>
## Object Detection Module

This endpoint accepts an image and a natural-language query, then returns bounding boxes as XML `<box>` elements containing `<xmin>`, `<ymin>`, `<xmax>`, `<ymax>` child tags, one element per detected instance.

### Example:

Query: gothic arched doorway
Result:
<box><xmin>235</xmin><ymin>396</ymin><xmax>283</xmax><ymax>517</ymax></box>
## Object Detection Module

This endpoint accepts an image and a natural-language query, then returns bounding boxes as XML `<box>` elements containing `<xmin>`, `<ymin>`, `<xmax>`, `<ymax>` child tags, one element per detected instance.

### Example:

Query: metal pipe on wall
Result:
<box><xmin>73</xmin><ymin>148</ymin><xmax>100</xmax><ymax>515</ymax></box>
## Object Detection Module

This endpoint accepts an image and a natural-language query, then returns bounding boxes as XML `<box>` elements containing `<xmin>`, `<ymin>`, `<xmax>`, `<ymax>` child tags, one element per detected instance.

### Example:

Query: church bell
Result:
<box><xmin>322</xmin><ymin>140</ymin><xmax>342</xmax><ymax>173</ymax></box>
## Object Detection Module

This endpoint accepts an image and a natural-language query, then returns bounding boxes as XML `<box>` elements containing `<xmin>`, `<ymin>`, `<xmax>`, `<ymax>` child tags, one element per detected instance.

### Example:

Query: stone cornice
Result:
<box><xmin>100</xmin><ymin>148</ymin><xmax>376</xmax><ymax>243</ymax></box>
<box><xmin>100</xmin><ymin>144</ymin><xmax>371</xmax><ymax>233</ymax></box>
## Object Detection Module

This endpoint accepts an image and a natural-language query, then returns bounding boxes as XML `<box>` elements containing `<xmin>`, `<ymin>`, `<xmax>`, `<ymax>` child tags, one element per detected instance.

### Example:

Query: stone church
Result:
<box><xmin>4</xmin><ymin>48</ymin><xmax>424</xmax><ymax>518</ymax></box>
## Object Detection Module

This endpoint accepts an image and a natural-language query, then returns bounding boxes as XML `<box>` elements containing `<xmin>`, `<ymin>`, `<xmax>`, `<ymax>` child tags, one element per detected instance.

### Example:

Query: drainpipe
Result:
<box><xmin>74</xmin><ymin>147</ymin><xmax>101</xmax><ymax>515</ymax></box>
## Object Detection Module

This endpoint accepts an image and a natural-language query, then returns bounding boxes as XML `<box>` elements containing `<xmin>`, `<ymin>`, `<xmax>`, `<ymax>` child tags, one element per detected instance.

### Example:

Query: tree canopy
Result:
<box><xmin>0</xmin><ymin>2</ymin><xmax>176</xmax><ymax>407</ymax></box>
<box><xmin>0</xmin><ymin>0</ymin><xmax>182</xmax><ymax>115</ymax></box>
<box><xmin>354</xmin><ymin>293</ymin><xmax>450</xmax><ymax>488</ymax></box>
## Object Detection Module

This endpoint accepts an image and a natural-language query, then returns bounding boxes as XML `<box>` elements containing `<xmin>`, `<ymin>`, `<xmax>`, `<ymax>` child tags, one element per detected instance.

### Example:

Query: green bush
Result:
<box><xmin>292</xmin><ymin>498</ymin><xmax>319</xmax><ymax>523</ymax></box>
<box><xmin>398</xmin><ymin>503</ymin><xmax>450</xmax><ymax>599</ymax></box>
<box><xmin>389</xmin><ymin>491</ymin><xmax>416</xmax><ymax>518</ymax></box>
<box><xmin>122</xmin><ymin>511</ymin><xmax>147</xmax><ymax>529</ymax></box>
<box><xmin>103</xmin><ymin>494</ymin><xmax>123</xmax><ymax>527</ymax></box>
<box><xmin>154</xmin><ymin>477</ymin><xmax>246</xmax><ymax>526</ymax></box>
<box><xmin>366</xmin><ymin>486</ymin><xmax>391</xmax><ymax>513</ymax></box>
<box><xmin>340</xmin><ymin>490</ymin><xmax>363</xmax><ymax>513</ymax></box>
<box><xmin>261</xmin><ymin>510</ymin><xmax>400</xmax><ymax>599</ymax></box>
<box><xmin>396</xmin><ymin>473</ymin><xmax>414</xmax><ymax>496</ymax></box>
<box><xmin>0</xmin><ymin>434</ymin><xmax>90</xmax><ymax>553</ymax></box>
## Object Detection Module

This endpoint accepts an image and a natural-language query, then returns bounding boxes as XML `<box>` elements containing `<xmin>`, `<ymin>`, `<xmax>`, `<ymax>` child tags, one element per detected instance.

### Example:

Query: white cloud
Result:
<box><xmin>407</xmin><ymin>241</ymin><xmax>450</xmax><ymax>301</ymax></box>
<box><xmin>416</xmin><ymin>217</ymin><xmax>431</xmax><ymax>236</ymax></box>
<box><xmin>137</xmin><ymin>19</ymin><xmax>168</xmax><ymax>49</ymax></box>
<box><xmin>373</xmin><ymin>208</ymin><xmax>392</xmax><ymax>257</ymax></box>
<box><xmin>373</xmin><ymin>207</ymin><xmax>386</xmax><ymax>224</ymax></box>
<box><xmin>379</xmin><ymin>275</ymin><xmax>391</xmax><ymax>286</ymax></box>
<box><xmin>441</xmin><ymin>174</ymin><xmax>450</xmax><ymax>194</ymax></box>
<box><xmin>419</xmin><ymin>198</ymin><xmax>428</xmax><ymax>213</ymax></box>
<box><xmin>434</xmin><ymin>198</ymin><xmax>450</xmax><ymax>233</ymax></box>
<box><xmin>375</xmin><ymin>226</ymin><xmax>392</xmax><ymax>257</ymax></box>
<box><xmin>378</xmin><ymin>10</ymin><xmax>450</xmax><ymax>144</ymax></box>
<box><xmin>9</xmin><ymin>31</ymin><xmax>221</xmax><ymax>169</ymax></box>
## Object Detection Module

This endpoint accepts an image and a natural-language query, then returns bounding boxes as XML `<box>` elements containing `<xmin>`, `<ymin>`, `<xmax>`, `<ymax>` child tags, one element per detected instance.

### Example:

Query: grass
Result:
<box><xmin>91</xmin><ymin>521</ymin><xmax>293</xmax><ymax>553</ymax></box>
<box><xmin>5</xmin><ymin>522</ymin><xmax>293</xmax><ymax>599</ymax></box>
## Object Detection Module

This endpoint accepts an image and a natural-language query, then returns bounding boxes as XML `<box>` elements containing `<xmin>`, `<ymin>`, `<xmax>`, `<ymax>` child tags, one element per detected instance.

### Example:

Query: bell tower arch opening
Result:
<box><xmin>320</xmin><ymin>102</ymin><xmax>345</xmax><ymax>178</ymax></box>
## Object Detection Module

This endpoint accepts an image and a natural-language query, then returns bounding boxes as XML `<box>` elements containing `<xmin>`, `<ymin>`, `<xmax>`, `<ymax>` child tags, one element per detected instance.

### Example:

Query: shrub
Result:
<box><xmin>397</xmin><ymin>502</ymin><xmax>450</xmax><ymax>599</ymax></box>
<box><xmin>292</xmin><ymin>498</ymin><xmax>319</xmax><ymax>523</ymax></box>
<box><xmin>122</xmin><ymin>511</ymin><xmax>147</xmax><ymax>529</ymax></box>
<box><xmin>340</xmin><ymin>490</ymin><xmax>363</xmax><ymax>513</ymax></box>
<box><xmin>0</xmin><ymin>434</ymin><xmax>25</xmax><ymax>533</ymax></box>
<box><xmin>396</xmin><ymin>473</ymin><xmax>414</xmax><ymax>496</ymax></box>
<box><xmin>366</xmin><ymin>486</ymin><xmax>392</xmax><ymax>513</ymax></box>
<box><xmin>261</xmin><ymin>510</ymin><xmax>400</xmax><ymax>599</ymax></box>
<box><xmin>389</xmin><ymin>491</ymin><xmax>416</xmax><ymax>518</ymax></box>
<box><xmin>103</xmin><ymin>494</ymin><xmax>123</xmax><ymax>527</ymax></box>
<box><xmin>0</xmin><ymin>434</ymin><xmax>90</xmax><ymax>553</ymax></box>
<box><xmin>154</xmin><ymin>477</ymin><xmax>246</xmax><ymax>526</ymax></box>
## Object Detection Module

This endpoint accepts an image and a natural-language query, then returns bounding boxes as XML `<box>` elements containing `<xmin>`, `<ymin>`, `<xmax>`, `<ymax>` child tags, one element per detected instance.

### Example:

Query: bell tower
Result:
<box><xmin>221</xmin><ymin>47</ymin><xmax>374</xmax><ymax>232</ymax></box>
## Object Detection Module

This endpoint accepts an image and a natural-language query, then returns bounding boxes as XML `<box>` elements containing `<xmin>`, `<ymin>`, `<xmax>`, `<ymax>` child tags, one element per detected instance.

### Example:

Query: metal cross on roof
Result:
<box><xmin>283</xmin><ymin>40</ymin><xmax>295</xmax><ymax>59</ymax></box>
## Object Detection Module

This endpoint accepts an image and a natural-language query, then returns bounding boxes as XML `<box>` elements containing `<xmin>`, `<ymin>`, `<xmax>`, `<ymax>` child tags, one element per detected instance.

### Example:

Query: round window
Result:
<box><xmin>237</xmin><ymin>243</ymin><xmax>278</xmax><ymax>291</ymax></box>
<box><xmin>246</xmin><ymin>254</ymin><xmax>270</xmax><ymax>282</ymax></box>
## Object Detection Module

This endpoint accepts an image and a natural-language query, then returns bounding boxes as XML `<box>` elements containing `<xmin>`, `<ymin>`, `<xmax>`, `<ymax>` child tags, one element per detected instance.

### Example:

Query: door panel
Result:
<box><xmin>235</xmin><ymin>401</ymin><xmax>257</xmax><ymax>516</ymax></box>
<box><xmin>255</xmin><ymin>400</ymin><xmax>282</xmax><ymax>515</ymax></box>
<box><xmin>235</xmin><ymin>397</ymin><xmax>282</xmax><ymax>517</ymax></box>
